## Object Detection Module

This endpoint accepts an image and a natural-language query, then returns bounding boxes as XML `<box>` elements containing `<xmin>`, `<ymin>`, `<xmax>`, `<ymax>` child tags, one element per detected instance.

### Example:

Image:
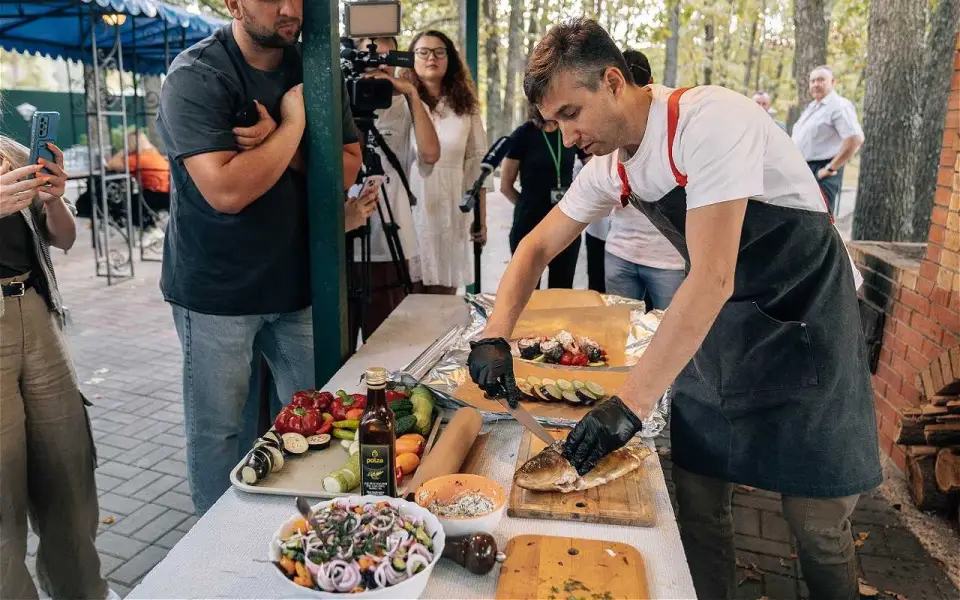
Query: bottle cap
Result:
<box><xmin>366</xmin><ymin>367</ymin><xmax>387</xmax><ymax>386</ymax></box>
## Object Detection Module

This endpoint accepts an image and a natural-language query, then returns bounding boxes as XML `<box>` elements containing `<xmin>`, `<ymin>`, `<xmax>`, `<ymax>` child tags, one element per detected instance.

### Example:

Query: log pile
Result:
<box><xmin>897</xmin><ymin>396</ymin><xmax>960</xmax><ymax>515</ymax></box>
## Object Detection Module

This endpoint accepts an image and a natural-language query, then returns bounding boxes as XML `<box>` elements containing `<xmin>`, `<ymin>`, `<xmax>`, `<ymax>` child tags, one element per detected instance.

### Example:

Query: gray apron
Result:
<box><xmin>623</xmin><ymin>88</ymin><xmax>881</xmax><ymax>498</ymax></box>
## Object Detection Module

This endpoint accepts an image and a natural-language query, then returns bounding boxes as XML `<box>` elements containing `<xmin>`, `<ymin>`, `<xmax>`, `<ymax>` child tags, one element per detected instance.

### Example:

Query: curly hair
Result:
<box><xmin>406</xmin><ymin>30</ymin><xmax>478</xmax><ymax>116</ymax></box>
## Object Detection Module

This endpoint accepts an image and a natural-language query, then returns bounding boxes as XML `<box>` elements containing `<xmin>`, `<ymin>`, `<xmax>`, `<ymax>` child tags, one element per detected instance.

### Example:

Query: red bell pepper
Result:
<box><xmin>385</xmin><ymin>389</ymin><xmax>408</xmax><ymax>402</ymax></box>
<box><xmin>274</xmin><ymin>405</ymin><xmax>322</xmax><ymax>436</ymax></box>
<box><xmin>291</xmin><ymin>390</ymin><xmax>333</xmax><ymax>412</ymax></box>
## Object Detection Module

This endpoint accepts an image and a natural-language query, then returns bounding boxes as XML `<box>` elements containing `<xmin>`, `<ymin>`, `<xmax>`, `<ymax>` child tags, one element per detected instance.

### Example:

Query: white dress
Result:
<box><xmin>410</xmin><ymin>99</ymin><xmax>491</xmax><ymax>288</ymax></box>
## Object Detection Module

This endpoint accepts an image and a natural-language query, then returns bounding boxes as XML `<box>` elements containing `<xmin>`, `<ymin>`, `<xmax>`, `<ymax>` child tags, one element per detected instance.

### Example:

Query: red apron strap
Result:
<box><xmin>667</xmin><ymin>87</ymin><xmax>692</xmax><ymax>188</ymax></box>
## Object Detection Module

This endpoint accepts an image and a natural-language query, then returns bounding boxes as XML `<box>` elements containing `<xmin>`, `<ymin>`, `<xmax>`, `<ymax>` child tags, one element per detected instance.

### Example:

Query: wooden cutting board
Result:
<box><xmin>508</xmin><ymin>428</ymin><xmax>656</xmax><ymax>527</ymax></box>
<box><xmin>496</xmin><ymin>535</ymin><xmax>649</xmax><ymax>600</ymax></box>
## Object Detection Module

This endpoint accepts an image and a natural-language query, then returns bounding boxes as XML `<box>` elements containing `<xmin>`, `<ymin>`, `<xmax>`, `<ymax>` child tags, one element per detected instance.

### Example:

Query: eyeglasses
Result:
<box><xmin>414</xmin><ymin>47</ymin><xmax>448</xmax><ymax>60</ymax></box>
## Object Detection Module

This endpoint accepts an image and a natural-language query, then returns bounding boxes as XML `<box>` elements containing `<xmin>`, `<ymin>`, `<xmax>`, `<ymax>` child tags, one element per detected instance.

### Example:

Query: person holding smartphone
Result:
<box><xmin>350</xmin><ymin>36</ymin><xmax>441</xmax><ymax>341</ymax></box>
<box><xmin>1</xmin><ymin>135</ymin><xmax>117</xmax><ymax>600</ymax></box>
<box><xmin>156</xmin><ymin>0</ymin><xmax>366</xmax><ymax>515</ymax></box>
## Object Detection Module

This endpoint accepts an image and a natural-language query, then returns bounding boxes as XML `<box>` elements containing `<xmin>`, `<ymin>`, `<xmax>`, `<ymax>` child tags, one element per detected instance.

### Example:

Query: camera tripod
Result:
<box><xmin>346</xmin><ymin>115</ymin><xmax>414</xmax><ymax>348</ymax></box>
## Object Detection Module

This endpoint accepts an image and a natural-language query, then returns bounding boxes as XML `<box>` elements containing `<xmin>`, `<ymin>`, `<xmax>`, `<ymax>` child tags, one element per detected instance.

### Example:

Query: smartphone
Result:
<box><xmin>28</xmin><ymin>111</ymin><xmax>59</xmax><ymax>179</ymax></box>
<box><xmin>360</xmin><ymin>174</ymin><xmax>385</xmax><ymax>196</ymax></box>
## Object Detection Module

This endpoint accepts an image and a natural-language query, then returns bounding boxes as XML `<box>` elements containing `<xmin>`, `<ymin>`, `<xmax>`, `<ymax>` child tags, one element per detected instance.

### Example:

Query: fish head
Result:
<box><xmin>513</xmin><ymin>441</ymin><xmax>580</xmax><ymax>491</ymax></box>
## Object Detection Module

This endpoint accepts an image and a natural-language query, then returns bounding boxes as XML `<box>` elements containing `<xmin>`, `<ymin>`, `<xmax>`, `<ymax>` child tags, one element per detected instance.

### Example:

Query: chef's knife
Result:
<box><xmin>497</xmin><ymin>374</ymin><xmax>557</xmax><ymax>446</ymax></box>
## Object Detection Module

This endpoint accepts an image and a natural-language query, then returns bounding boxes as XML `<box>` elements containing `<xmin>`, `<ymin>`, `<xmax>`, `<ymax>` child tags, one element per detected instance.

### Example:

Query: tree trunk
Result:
<box><xmin>663</xmin><ymin>0</ymin><xmax>680</xmax><ymax>87</ymax></box>
<box><xmin>789</xmin><ymin>0</ymin><xmax>833</xmax><ymax>129</ymax></box>
<box><xmin>911</xmin><ymin>0</ymin><xmax>960</xmax><ymax>242</ymax></box>
<box><xmin>755</xmin><ymin>18</ymin><xmax>767</xmax><ymax>92</ymax></box>
<box><xmin>743</xmin><ymin>2</ymin><xmax>764</xmax><ymax>93</ymax></box>
<box><xmin>526</xmin><ymin>0</ymin><xmax>541</xmax><ymax>63</ymax></box>
<box><xmin>703</xmin><ymin>21</ymin><xmax>715</xmax><ymax>85</ymax></box>
<box><xmin>852</xmin><ymin>0</ymin><xmax>925</xmax><ymax>241</ymax></box>
<box><xmin>482</xmin><ymin>0</ymin><xmax>502</xmax><ymax>141</ymax></box>
<box><xmin>501</xmin><ymin>0</ymin><xmax>525</xmax><ymax>134</ymax></box>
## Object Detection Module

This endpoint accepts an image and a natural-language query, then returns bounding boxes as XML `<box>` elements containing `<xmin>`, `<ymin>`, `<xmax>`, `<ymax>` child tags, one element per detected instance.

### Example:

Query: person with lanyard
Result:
<box><xmin>500</xmin><ymin>102</ymin><xmax>586</xmax><ymax>288</ymax></box>
<box><xmin>468</xmin><ymin>19</ymin><xmax>878</xmax><ymax>600</ymax></box>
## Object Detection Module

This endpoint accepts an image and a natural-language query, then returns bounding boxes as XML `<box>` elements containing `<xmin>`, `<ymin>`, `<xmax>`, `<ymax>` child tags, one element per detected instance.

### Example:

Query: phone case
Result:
<box><xmin>28</xmin><ymin>111</ymin><xmax>60</xmax><ymax>178</ymax></box>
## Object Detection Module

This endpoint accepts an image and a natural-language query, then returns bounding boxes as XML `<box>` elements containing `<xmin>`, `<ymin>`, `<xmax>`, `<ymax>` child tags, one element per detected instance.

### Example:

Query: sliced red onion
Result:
<box><xmin>385</xmin><ymin>564</ymin><xmax>406</xmax><ymax>585</ymax></box>
<box><xmin>406</xmin><ymin>554</ymin><xmax>430</xmax><ymax>578</ymax></box>
<box><xmin>336</xmin><ymin>562</ymin><xmax>361</xmax><ymax>592</ymax></box>
<box><xmin>409</xmin><ymin>543</ymin><xmax>432</xmax><ymax>561</ymax></box>
<box><xmin>374</xmin><ymin>561</ymin><xmax>388</xmax><ymax>588</ymax></box>
<box><xmin>316</xmin><ymin>562</ymin><xmax>335</xmax><ymax>592</ymax></box>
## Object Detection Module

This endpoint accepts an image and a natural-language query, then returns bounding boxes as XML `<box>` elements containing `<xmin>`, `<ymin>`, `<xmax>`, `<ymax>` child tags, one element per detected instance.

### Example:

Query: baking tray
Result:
<box><xmin>229</xmin><ymin>407</ymin><xmax>443</xmax><ymax>499</ymax></box>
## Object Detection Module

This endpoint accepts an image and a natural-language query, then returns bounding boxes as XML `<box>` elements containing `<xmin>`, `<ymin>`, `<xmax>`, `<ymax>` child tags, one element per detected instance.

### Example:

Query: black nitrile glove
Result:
<box><xmin>563</xmin><ymin>396</ymin><xmax>643</xmax><ymax>476</ymax></box>
<box><xmin>468</xmin><ymin>337</ymin><xmax>514</xmax><ymax>400</ymax></box>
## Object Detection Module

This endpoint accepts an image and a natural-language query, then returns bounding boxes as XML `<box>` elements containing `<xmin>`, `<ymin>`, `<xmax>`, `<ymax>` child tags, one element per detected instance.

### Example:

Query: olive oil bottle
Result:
<box><xmin>359</xmin><ymin>367</ymin><xmax>397</xmax><ymax>497</ymax></box>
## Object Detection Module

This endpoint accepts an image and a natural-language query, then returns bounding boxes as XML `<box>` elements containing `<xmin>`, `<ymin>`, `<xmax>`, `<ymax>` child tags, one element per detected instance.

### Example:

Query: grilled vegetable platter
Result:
<box><xmin>506</xmin><ymin>376</ymin><xmax>609</xmax><ymax>406</ymax></box>
<box><xmin>233</xmin><ymin>384</ymin><xmax>440</xmax><ymax>498</ymax></box>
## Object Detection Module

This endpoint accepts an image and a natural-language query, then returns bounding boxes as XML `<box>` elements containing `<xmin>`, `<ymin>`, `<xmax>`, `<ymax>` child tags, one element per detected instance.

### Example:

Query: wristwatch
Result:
<box><xmin>824</xmin><ymin>164</ymin><xmax>838</xmax><ymax>175</ymax></box>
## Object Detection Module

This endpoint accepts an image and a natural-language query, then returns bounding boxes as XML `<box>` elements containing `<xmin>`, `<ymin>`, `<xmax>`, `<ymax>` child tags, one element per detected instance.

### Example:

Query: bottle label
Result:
<box><xmin>360</xmin><ymin>444</ymin><xmax>395</xmax><ymax>496</ymax></box>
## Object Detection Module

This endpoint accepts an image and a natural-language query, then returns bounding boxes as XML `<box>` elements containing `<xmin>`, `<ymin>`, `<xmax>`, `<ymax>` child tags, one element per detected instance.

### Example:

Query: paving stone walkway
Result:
<box><xmin>24</xmin><ymin>189</ymin><xmax>958</xmax><ymax>599</ymax></box>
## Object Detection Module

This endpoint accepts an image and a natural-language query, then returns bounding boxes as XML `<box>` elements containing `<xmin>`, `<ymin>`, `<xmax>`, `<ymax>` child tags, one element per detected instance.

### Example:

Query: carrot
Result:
<box><xmin>295</xmin><ymin>560</ymin><xmax>310</xmax><ymax>581</ymax></box>
<box><xmin>293</xmin><ymin>575</ymin><xmax>313</xmax><ymax>588</ymax></box>
<box><xmin>359</xmin><ymin>557</ymin><xmax>373</xmax><ymax>570</ymax></box>
<box><xmin>293</xmin><ymin>517</ymin><xmax>310</xmax><ymax>534</ymax></box>
<box><xmin>279</xmin><ymin>556</ymin><xmax>296</xmax><ymax>576</ymax></box>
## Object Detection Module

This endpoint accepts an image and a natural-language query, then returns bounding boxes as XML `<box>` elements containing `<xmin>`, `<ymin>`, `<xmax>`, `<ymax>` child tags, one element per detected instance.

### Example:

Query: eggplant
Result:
<box><xmin>262</xmin><ymin>430</ymin><xmax>282</xmax><ymax>446</ymax></box>
<box><xmin>242</xmin><ymin>449</ymin><xmax>270</xmax><ymax>483</ymax></box>
<box><xmin>516</xmin><ymin>380</ymin><xmax>536</xmax><ymax>400</ymax></box>
<box><xmin>263</xmin><ymin>445</ymin><xmax>285</xmax><ymax>472</ymax></box>
<box><xmin>561</xmin><ymin>390</ymin><xmax>581</xmax><ymax>405</ymax></box>
<box><xmin>555</xmin><ymin>379</ymin><xmax>573</xmax><ymax>392</ymax></box>
<box><xmin>307</xmin><ymin>433</ymin><xmax>331</xmax><ymax>450</ymax></box>
<box><xmin>585</xmin><ymin>381</ymin><xmax>606</xmax><ymax>399</ymax></box>
<box><xmin>281</xmin><ymin>433</ymin><xmax>309</xmax><ymax>454</ymax></box>
<box><xmin>526</xmin><ymin>376</ymin><xmax>542</xmax><ymax>388</ymax></box>
<box><xmin>576</xmin><ymin>387</ymin><xmax>598</xmax><ymax>406</ymax></box>
<box><xmin>252</xmin><ymin>446</ymin><xmax>273</xmax><ymax>473</ymax></box>
<box><xmin>542</xmin><ymin>384</ymin><xmax>563</xmax><ymax>402</ymax></box>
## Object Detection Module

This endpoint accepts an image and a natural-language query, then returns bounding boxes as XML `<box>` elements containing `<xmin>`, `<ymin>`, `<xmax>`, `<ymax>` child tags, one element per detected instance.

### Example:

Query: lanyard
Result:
<box><xmin>542</xmin><ymin>130</ymin><xmax>562</xmax><ymax>187</ymax></box>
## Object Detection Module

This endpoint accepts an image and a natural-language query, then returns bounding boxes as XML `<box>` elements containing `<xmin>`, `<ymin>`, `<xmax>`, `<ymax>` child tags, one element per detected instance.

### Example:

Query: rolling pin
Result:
<box><xmin>403</xmin><ymin>407</ymin><xmax>483</xmax><ymax>499</ymax></box>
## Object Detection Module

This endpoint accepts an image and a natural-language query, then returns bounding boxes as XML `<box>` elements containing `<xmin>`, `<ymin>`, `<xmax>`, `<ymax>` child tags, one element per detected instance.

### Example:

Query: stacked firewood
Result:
<box><xmin>896</xmin><ymin>396</ymin><xmax>960</xmax><ymax>519</ymax></box>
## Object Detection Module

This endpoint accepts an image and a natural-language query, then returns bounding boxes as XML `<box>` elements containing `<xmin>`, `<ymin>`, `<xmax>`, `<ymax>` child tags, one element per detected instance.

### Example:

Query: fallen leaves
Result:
<box><xmin>100</xmin><ymin>516</ymin><xmax>116</xmax><ymax>525</ymax></box>
<box><xmin>858</xmin><ymin>578</ymin><xmax>879</xmax><ymax>597</ymax></box>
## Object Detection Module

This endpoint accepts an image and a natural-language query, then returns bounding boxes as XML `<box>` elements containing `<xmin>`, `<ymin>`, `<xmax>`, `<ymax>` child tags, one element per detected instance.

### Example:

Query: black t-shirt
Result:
<box><xmin>156</xmin><ymin>24</ymin><xmax>359</xmax><ymax>316</ymax></box>
<box><xmin>0</xmin><ymin>213</ymin><xmax>35</xmax><ymax>278</ymax></box>
<box><xmin>506</xmin><ymin>121</ymin><xmax>585</xmax><ymax>238</ymax></box>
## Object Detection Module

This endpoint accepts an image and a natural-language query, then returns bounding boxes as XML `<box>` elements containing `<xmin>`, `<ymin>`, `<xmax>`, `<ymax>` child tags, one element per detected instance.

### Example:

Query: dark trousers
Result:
<box><xmin>585</xmin><ymin>232</ymin><xmax>606</xmax><ymax>293</ymax></box>
<box><xmin>806</xmin><ymin>159</ymin><xmax>844</xmax><ymax>216</ymax></box>
<box><xmin>510</xmin><ymin>229</ymin><xmax>581</xmax><ymax>289</ymax></box>
<box><xmin>346</xmin><ymin>261</ymin><xmax>411</xmax><ymax>355</ymax></box>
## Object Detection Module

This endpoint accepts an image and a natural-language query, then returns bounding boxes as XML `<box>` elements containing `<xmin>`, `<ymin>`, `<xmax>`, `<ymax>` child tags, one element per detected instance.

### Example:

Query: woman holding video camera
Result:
<box><xmin>0</xmin><ymin>135</ymin><xmax>114</xmax><ymax>600</ymax></box>
<box><xmin>405</xmin><ymin>30</ymin><xmax>490</xmax><ymax>295</ymax></box>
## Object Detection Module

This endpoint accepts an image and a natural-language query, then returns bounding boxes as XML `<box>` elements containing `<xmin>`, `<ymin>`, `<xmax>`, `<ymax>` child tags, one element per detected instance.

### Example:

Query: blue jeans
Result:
<box><xmin>604</xmin><ymin>252</ymin><xmax>686</xmax><ymax>310</ymax></box>
<box><xmin>171</xmin><ymin>305</ymin><xmax>315</xmax><ymax>514</ymax></box>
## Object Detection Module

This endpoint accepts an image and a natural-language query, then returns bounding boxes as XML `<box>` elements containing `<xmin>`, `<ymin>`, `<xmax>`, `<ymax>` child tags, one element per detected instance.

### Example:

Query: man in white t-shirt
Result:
<box><xmin>791</xmin><ymin>66</ymin><xmax>864</xmax><ymax>216</ymax></box>
<box><xmin>466</xmin><ymin>19</ymin><xmax>878</xmax><ymax>600</ymax></box>
<box><xmin>347</xmin><ymin>37</ymin><xmax>440</xmax><ymax>344</ymax></box>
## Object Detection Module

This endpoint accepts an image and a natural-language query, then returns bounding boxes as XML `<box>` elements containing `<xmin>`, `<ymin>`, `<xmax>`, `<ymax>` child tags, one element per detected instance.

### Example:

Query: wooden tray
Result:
<box><xmin>229</xmin><ymin>408</ymin><xmax>442</xmax><ymax>499</ymax></box>
<box><xmin>508</xmin><ymin>428</ymin><xmax>656</xmax><ymax>527</ymax></box>
<box><xmin>496</xmin><ymin>534</ymin><xmax>649</xmax><ymax>600</ymax></box>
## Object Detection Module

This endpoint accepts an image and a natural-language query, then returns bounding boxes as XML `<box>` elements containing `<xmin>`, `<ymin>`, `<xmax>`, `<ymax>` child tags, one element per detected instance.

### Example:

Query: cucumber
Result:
<box><xmin>395</xmin><ymin>414</ymin><xmax>418</xmax><ymax>435</ymax></box>
<box><xmin>341</xmin><ymin>439</ymin><xmax>353</xmax><ymax>449</ymax></box>
<box><xmin>281</xmin><ymin>433</ymin><xmax>309</xmax><ymax>454</ymax></box>
<box><xmin>556</xmin><ymin>379</ymin><xmax>573</xmax><ymax>392</ymax></box>
<box><xmin>389</xmin><ymin>399</ymin><xmax>413</xmax><ymax>414</ymax></box>
<box><xmin>526</xmin><ymin>376</ymin><xmax>542</xmax><ymax>388</ymax></box>
<box><xmin>585</xmin><ymin>381</ymin><xmax>606</xmax><ymax>398</ymax></box>
<box><xmin>562</xmin><ymin>390</ymin><xmax>581</xmax><ymax>405</ymax></box>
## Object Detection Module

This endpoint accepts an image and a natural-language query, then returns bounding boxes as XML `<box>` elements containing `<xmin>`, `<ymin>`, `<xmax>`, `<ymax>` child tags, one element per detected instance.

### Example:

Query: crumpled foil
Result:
<box><xmin>391</xmin><ymin>293</ymin><xmax>671</xmax><ymax>437</ymax></box>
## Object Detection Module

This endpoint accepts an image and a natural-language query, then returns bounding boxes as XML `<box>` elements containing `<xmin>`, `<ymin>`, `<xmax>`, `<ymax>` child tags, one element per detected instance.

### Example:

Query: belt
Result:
<box><xmin>1</xmin><ymin>277</ymin><xmax>34</xmax><ymax>298</ymax></box>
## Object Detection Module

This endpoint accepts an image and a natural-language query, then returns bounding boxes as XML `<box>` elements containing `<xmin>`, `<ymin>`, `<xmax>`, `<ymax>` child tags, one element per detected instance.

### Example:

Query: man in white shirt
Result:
<box><xmin>791</xmin><ymin>66</ymin><xmax>864</xmax><ymax>215</ymax></box>
<box><xmin>466</xmin><ymin>18</ymin><xmax>878</xmax><ymax>600</ymax></box>
<box><xmin>347</xmin><ymin>37</ymin><xmax>440</xmax><ymax>343</ymax></box>
<box><xmin>752</xmin><ymin>90</ymin><xmax>786</xmax><ymax>131</ymax></box>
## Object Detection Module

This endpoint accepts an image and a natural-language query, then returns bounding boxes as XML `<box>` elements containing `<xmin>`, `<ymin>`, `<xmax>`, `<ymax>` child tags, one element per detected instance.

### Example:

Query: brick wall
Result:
<box><xmin>848</xmin><ymin>33</ymin><xmax>960</xmax><ymax>473</ymax></box>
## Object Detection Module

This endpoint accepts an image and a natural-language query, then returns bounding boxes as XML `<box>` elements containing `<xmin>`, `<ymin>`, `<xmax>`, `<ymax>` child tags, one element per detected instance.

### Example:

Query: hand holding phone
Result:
<box><xmin>28</xmin><ymin>111</ymin><xmax>59</xmax><ymax>179</ymax></box>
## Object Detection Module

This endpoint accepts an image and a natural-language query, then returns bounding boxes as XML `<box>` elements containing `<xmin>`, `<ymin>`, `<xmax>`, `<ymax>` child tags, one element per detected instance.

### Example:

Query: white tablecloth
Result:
<box><xmin>128</xmin><ymin>295</ymin><xmax>696</xmax><ymax>599</ymax></box>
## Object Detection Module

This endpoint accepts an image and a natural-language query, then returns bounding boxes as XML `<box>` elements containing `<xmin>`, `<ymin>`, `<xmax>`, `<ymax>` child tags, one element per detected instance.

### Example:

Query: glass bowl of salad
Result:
<box><xmin>268</xmin><ymin>496</ymin><xmax>446</xmax><ymax>598</ymax></box>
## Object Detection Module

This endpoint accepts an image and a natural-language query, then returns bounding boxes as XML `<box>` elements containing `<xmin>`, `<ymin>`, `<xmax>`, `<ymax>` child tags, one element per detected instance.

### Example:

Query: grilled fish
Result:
<box><xmin>514</xmin><ymin>440</ymin><xmax>651</xmax><ymax>493</ymax></box>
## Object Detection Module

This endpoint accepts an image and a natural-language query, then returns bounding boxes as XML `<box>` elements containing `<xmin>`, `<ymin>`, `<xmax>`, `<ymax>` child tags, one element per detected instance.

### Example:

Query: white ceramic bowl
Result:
<box><xmin>414</xmin><ymin>474</ymin><xmax>506</xmax><ymax>537</ymax></box>
<box><xmin>267</xmin><ymin>495</ymin><xmax>446</xmax><ymax>599</ymax></box>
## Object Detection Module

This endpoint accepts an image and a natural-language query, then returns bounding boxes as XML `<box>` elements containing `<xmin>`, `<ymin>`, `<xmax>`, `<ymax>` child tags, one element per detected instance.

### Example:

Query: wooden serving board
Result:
<box><xmin>508</xmin><ymin>428</ymin><xmax>656</xmax><ymax>527</ymax></box>
<box><xmin>496</xmin><ymin>535</ymin><xmax>649</xmax><ymax>600</ymax></box>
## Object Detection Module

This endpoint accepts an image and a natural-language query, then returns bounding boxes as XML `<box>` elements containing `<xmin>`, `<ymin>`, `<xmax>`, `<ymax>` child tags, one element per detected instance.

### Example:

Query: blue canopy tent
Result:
<box><xmin>1</xmin><ymin>0</ymin><xmax>227</xmax><ymax>284</ymax></box>
<box><xmin>0</xmin><ymin>0</ymin><xmax>225</xmax><ymax>75</ymax></box>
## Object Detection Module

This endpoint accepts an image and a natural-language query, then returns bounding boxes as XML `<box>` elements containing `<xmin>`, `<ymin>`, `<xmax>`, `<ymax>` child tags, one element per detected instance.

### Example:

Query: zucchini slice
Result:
<box><xmin>556</xmin><ymin>379</ymin><xmax>573</xmax><ymax>392</ymax></box>
<box><xmin>585</xmin><ymin>381</ymin><xmax>606</xmax><ymax>399</ymax></box>
<box><xmin>543</xmin><ymin>384</ymin><xmax>563</xmax><ymax>402</ymax></box>
<box><xmin>561</xmin><ymin>390</ymin><xmax>581</xmax><ymax>405</ymax></box>
<box><xmin>526</xmin><ymin>376</ymin><xmax>542</xmax><ymax>388</ymax></box>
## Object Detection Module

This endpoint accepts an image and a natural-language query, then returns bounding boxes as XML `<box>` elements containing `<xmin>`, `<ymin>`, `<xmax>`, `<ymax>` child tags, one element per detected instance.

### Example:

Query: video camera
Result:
<box><xmin>340</xmin><ymin>39</ymin><xmax>414</xmax><ymax>116</ymax></box>
<box><xmin>339</xmin><ymin>0</ymin><xmax>411</xmax><ymax>116</ymax></box>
